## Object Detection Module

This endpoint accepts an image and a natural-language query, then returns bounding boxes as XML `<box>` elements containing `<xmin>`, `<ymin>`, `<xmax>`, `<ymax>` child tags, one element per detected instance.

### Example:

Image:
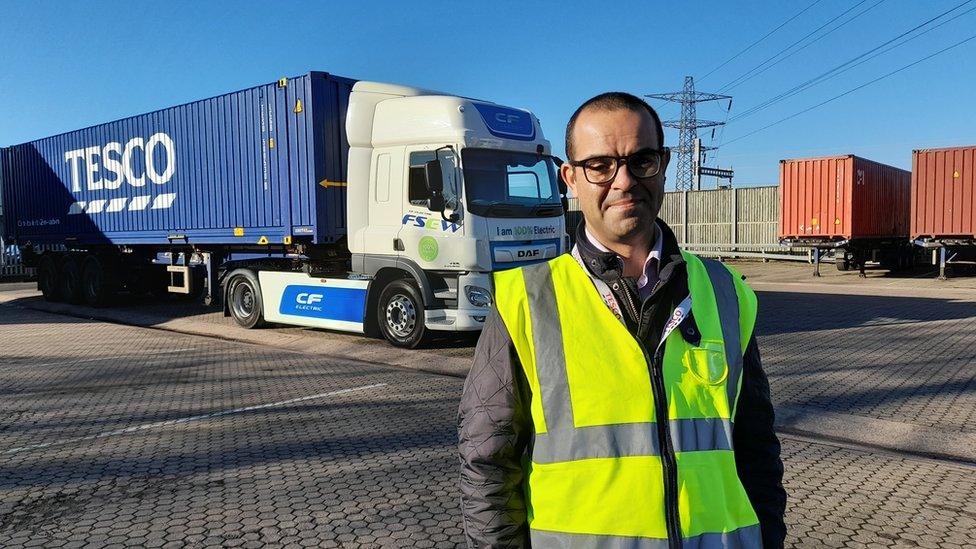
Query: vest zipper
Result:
<box><xmin>650</xmin><ymin>344</ymin><xmax>682</xmax><ymax>549</ymax></box>
<box><xmin>617</xmin><ymin>278</ymin><xmax>682</xmax><ymax>548</ymax></box>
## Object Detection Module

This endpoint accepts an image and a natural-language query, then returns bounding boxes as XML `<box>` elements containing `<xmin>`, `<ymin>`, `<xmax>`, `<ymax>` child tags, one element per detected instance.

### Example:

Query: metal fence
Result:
<box><xmin>1</xmin><ymin>237</ymin><xmax>34</xmax><ymax>279</ymax></box>
<box><xmin>566</xmin><ymin>185</ymin><xmax>804</xmax><ymax>260</ymax></box>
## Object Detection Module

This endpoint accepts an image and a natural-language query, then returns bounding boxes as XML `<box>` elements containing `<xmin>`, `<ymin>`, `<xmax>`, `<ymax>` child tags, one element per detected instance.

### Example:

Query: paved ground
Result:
<box><xmin>2</xmin><ymin>260</ymin><xmax>976</xmax><ymax>547</ymax></box>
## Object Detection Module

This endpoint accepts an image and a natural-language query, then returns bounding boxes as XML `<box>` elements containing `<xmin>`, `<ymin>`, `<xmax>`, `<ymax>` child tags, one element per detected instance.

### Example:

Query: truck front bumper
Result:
<box><xmin>424</xmin><ymin>271</ymin><xmax>492</xmax><ymax>332</ymax></box>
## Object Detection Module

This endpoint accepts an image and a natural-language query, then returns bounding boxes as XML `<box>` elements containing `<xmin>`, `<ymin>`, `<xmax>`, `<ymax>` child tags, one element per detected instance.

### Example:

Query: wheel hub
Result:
<box><xmin>232</xmin><ymin>284</ymin><xmax>255</xmax><ymax>318</ymax></box>
<box><xmin>385</xmin><ymin>294</ymin><xmax>416</xmax><ymax>338</ymax></box>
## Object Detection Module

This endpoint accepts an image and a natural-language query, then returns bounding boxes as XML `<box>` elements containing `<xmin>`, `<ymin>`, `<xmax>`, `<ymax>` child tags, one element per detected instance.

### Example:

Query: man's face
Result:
<box><xmin>561</xmin><ymin>107</ymin><xmax>669</xmax><ymax>246</ymax></box>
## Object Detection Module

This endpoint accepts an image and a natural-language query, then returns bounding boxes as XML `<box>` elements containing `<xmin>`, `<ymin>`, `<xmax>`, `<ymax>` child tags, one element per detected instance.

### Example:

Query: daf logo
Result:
<box><xmin>517</xmin><ymin>249</ymin><xmax>541</xmax><ymax>259</ymax></box>
<box><xmin>296</xmin><ymin>292</ymin><xmax>323</xmax><ymax>305</ymax></box>
<box><xmin>495</xmin><ymin>113</ymin><xmax>520</xmax><ymax>125</ymax></box>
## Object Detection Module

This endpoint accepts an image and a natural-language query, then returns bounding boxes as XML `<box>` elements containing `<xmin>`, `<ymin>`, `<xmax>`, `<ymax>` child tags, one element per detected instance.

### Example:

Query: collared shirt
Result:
<box><xmin>584</xmin><ymin>222</ymin><xmax>663</xmax><ymax>299</ymax></box>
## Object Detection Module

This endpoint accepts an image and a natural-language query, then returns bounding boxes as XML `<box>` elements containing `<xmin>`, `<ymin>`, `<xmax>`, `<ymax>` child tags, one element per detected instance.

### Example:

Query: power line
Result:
<box><xmin>722</xmin><ymin>32</ymin><xmax>976</xmax><ymax>147</ymax></box>
<box><xmin>698</xmin><ymin>0</ymin><xmax>825</xmax><ymax>82</ymax></box>
<box><xmin>646</xmin><ymin>77</ymin><xmax>731</xmax><ymax>191</ymax></box>
<box><xmin>730</xmin><ymin>0</ymin><xmax>976</xmax><ymax>122</ymax></box>
<box><xmin>718</xmin><ymin>0</ymin><xmax>876</xmax><ymax>92</ymax></box>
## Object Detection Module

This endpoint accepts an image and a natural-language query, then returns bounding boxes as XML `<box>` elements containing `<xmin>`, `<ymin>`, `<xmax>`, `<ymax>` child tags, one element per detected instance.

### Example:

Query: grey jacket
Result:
<box><xmin>457</xmin><ymin>219</ymin><xmax>787</xmax><ymax>548</ymax></box>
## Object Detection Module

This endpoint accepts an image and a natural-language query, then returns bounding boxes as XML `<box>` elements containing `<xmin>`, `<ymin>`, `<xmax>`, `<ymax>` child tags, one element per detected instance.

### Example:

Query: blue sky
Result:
<box><xmin>1</xmin><ymin>0</ymin><xmax>973</xmax><ymax>190</ymax></box>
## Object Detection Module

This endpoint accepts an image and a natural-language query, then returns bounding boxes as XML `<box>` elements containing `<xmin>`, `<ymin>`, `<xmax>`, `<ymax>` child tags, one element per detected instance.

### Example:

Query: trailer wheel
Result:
<box><xmin>377</xmin><ymin>279</ymin><xmax>427</xmax><ymax>348</ymax></box>
<box><xmin>226</xmin><ymin>269</ymin><xmax>266</xmax><ymax>329</ymax></box>
<box><xmin>81</xmin><ymin>255</ymin><xmax>117</xmax><ymax>308</ymax></box>
<box><xmin>836</xmin><ymin>257</ymin><xmax>850</xmax><ymax>272</ymax></box>
<box><xmin>60</xmin><ymin>255</ymin><xmax>84</xmax><ymax>304</ymax></box>
<box><xmin>38</xmin><ymin>255</ymin><xmax>64</xmax><ymax>302</ymax></box>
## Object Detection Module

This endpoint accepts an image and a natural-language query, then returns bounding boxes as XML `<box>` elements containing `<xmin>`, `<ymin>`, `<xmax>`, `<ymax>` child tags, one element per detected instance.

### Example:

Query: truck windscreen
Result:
<box><xmin>462</xmin><ymin>149</ymin><xmax>562</xmax><ymax>218</ymax></box>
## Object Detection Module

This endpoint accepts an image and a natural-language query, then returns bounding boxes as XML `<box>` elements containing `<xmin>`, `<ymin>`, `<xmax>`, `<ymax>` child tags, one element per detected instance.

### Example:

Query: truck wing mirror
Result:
<box><xmin>552</xmin><ymin>156</ymin><xmax>569</xmax><ymax>211</ymax></box>
<box><xmin>424</xmin><ymin>159</ymin><xmax>445</xmax><ymax>212</ymax></box>
<box><xmin>424</xmin><ymin>159</ymin><xmax>444</xmax><ymax>194</ymax></box>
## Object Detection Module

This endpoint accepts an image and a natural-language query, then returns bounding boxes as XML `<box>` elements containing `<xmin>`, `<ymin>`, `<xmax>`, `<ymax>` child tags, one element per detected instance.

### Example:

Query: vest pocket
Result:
<box><xmin>682</xmin><ymin>340</ymin><xmax>729</xmax><ymax>385</ymax></box>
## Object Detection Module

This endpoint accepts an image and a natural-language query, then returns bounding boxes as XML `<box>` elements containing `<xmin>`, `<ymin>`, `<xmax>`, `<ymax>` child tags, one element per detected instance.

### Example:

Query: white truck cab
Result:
<box><xmin>252</xmin><ymin>81</ymin><xmax>566</xmax><ymax>347</ymax></box>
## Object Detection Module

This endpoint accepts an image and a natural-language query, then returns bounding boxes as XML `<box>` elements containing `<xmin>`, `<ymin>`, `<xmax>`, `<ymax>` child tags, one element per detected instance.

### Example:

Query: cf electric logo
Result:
<box><xmin>296</xmin><ymin>293</ymin><xmax>323</xmax><ymax>305</ymax></box>
<box><xmin>495</xmin><ymin>113</ymin><xmax>520</xmax><ymax>124</ymax></box>
<box><xmin>64</xmin><ymin>132</ymin><xmax>176</xmax><ymax>193</ymax></box>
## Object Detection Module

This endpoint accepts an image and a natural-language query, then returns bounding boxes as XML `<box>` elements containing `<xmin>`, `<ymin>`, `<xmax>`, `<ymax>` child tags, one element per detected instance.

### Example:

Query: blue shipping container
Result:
<box><xmin>1</xmin><ymin>71</ymin><xmax>356</xmax><ymax>246</ymax></box>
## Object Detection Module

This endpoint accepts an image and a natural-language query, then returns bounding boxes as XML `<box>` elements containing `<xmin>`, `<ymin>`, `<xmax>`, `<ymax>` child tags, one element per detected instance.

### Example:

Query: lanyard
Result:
<box><xmin>571</xmin><ymin>245</ymin><xmax>624</xmax><ymax>322</ymax></box>
<box><xmin>571</xmin><ymin>244</ymin><xmax>691</xmax><ymax>350</ymax></box>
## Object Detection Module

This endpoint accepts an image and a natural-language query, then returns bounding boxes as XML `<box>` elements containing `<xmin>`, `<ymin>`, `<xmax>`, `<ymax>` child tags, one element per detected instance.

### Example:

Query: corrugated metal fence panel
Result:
<box><xmin>849</xmin><ymin>156</ymin><xmax>911</xmax><ymax>240</ymax></box>
<box><xmin>688</xmin><ymin>189</ymin><xmax>733</xmax><ymax>245</ymax></box>
<box><xmin>737</xmin><ymin>186</ymin><xmax>780</xmax><ymax>248</ymax></box>
<box><xmin>659</xmin><ymin>193</ymin><xmax>685</xmax><ymax>244</ymax></box>
<box><xmin>1</xmin><ymin>72</ymin><xmax>353</xmax><ymax>246</ymax></box>
<box><xmin>912</xmin><ymin>146</ymin><xmax>976</xmax><ymax>239</ymax></box>
<box><xmin>566</xmin><ymin>186</ymin><xmax>784</xmax><ymax>250</ymax></box>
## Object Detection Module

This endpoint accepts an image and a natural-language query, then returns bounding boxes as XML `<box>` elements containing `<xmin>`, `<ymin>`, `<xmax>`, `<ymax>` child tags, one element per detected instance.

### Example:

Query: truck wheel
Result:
<box><xmin>81</xmin><ymin>255</ymin><xmax>117</xmax><ymax>308</ymax></box>
<box><xmin>226</xmin><ymin>269</ymin><xmax>266</xmax><ymax>329</ymax></box>
<box><xmin>377</xmin><ymin>279</ymin><xmax>427</xmax><ymax>348</ymax></box>
<box><xmin>60</xmin><ymin>256</ymin><xmax>84</xmax><ymax>304</ymax></box>
<box><xmin>38</xmin><ymin>255</ymin><xmax>64</xmax><ymax>302</ymax></box>
<box><xmin>834</xmin><ymin>252</ymin><xmax>851</xmax><ymax>272</ymax></box>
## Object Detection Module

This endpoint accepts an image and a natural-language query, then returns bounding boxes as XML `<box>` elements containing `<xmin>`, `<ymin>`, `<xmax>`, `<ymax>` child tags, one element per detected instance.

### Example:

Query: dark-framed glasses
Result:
<box><xmin>569</xmin><ymin>148</ymin><xmax>669</xmax><ymax>185</ymax></box>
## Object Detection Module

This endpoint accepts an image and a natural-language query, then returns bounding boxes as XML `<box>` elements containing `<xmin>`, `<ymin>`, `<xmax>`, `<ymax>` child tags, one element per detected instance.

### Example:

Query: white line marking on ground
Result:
<box><xmin>23</xmin><ymin>348</ymin><xmax>199</xmax><ymax>368</ymax></box>
<box><xmin>2</xmin><ymin>383</ymin><xmax>386</xmax><ymax>455</ymax></box>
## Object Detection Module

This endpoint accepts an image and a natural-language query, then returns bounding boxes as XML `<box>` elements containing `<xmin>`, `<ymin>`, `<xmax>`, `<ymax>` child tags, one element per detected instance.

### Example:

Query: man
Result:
<box><xmin>458</xmin><ymin>92</ymin><xmax>786</xmax><ymax>548</ymax></box>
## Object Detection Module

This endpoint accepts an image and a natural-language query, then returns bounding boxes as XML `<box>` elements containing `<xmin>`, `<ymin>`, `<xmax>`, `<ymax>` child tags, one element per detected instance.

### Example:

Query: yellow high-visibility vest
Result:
<box><xmin>493</xmin><ymin>251</ymin><xmax>761</xmax><ymax>548</ymax></box>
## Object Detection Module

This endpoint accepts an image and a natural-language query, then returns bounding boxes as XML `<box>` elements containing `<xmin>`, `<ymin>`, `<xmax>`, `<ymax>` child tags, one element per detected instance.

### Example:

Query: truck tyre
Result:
<box><xmin>60</xmin><ymin>255</ymin><xmax>84</xmax><ymax>304</ymax></box>
<box><xmin>377</xmin><ymin>279</ymin><xmax>427</xmax><ymax>348</ymax></box>
<box><xmin>81</xmin><ymin>255</ymin><xmax>117</xmax><ymax>308</ymax></box>
<box><xmin>226</xmin><ymin>269</ymin><xmax>266</xmax><ymax>329</ymax></box>
<box><xmin>38</xmin><ymin>255</ymin><xmax>63</xmax><ymax>302</ymax></box>
<box><xmin>836</xmin><ymin>257</ymin><xmax>850</xmax><ymax>272</ymax></box>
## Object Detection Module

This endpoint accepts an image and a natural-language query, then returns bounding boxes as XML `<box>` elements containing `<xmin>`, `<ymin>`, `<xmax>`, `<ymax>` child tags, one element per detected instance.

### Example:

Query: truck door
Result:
<box><xmin>399</xmin><ymin>148</ymin><xmax>463</xmax><ymax>269</ymax></box>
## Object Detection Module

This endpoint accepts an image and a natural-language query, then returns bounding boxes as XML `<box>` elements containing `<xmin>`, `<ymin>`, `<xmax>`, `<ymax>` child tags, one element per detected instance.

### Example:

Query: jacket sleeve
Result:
<box><xmin>733</xmin><ymin>336</ymin><xmax>787</xmax><ymax>549</ymax></box>
<box><xmin>458</xmin><ymin>309</ymin><xmax>532</xmax><ymax>548</ymax></box>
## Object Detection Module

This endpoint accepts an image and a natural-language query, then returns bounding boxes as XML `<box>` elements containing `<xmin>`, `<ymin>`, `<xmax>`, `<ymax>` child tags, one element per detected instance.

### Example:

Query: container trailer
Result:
<box><xmin>778</xmin><ymin>154</ymin><xmax>913</xmax><ymax>276</ymax></box>
<box><xmin>0</xmin><ymin>71</ymin><xmax>567</xmax><ymax>347</ymax></box>
<box><xmin>911</xmin><ymin>145</ymin><xmax>976</xmax><ymax>279</ymax></box>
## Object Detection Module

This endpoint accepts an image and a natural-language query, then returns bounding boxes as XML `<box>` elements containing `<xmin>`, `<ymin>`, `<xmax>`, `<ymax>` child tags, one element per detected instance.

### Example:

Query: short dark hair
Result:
<box><xmin>565</xmin><ymin>92</ymin><xmax>665</xmax><ymax>161</ymax></box>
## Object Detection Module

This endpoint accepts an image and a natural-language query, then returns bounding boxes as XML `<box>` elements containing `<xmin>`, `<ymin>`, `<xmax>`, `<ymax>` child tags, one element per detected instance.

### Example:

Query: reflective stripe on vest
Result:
<box><xmin>494</xmin><ymin>252</ymin><xmax>760</xmax><ymax>547</ymax></box>
<box><xmin>531</xmin><ymin>523</ymin><xmax>763</xmax><ymax>548</ymax></box>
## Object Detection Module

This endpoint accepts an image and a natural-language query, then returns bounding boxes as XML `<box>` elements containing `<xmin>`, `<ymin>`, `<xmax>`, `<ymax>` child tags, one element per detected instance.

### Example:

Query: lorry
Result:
<box><xmin>778</xmin><ymin>154</ymin><xmax>913</xmax><ymax>276</ymax></box>
<box><xmin>911</xmin><ymin>145</ymin><xmax>976</xmax><ymax>279</ymax></box>
<box><xmin>0</xmin><ymin>71</ymin><xmax>568</xmax><ymax>347</ymax></box>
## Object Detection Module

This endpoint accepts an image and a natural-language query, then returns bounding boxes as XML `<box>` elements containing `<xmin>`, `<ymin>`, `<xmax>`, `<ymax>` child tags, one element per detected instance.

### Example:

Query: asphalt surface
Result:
<box><xmin>2</xmin><ymin>260</ymin><xmax>976</xmax><ymax>548</ymax></box>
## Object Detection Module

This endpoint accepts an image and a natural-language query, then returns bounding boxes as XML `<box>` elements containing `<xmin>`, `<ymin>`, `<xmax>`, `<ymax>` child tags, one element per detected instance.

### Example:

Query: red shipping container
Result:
<box><xmin>911</xmin><ymin>146</ymin><xmax>976</xmax><ymax>240</ymax></box>
<box><xmin>779</xmin><ymin>155</ymin><xmax>911</xmax><ymax>241</ymax></box>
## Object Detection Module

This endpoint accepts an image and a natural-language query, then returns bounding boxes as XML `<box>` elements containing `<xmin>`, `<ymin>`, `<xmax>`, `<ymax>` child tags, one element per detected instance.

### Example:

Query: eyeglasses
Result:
<box><xmin>569</xmin><ymin>148</ymin><xmax>669</xmax><ymax>185</ymax></box>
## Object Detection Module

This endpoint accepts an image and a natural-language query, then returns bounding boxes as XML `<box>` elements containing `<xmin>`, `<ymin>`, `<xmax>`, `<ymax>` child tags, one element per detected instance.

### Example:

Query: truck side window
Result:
<box><xmin>408</xmin><ymin>152</ymin><xmax>435</xmax><ymax>206</ymax></box>
<box><xmin>408</xmin><ymin>150</ymin><xmax>458</xmax><ymax>209</ymax></box>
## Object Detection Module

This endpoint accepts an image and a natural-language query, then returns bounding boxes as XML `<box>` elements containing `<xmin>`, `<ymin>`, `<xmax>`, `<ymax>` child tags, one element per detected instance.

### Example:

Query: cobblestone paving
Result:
<box><xmin>781</xmin><ymin>441</ymin><xmax>976</xmax><ymax>548</ymax></box>
<box><xmin>756</xmin><ymin>291</ymin><xmax>976</xmax><ymax>434</ymax></box>
<box><xmin>3</xmin><ymin>306</ymin><xmax>976</xmax><ymax>547</ymax></box>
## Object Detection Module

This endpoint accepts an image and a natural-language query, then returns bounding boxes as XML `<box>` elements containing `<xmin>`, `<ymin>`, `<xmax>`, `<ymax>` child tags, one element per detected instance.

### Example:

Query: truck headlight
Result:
<box><xmin>464</xmin><ymin>285</ymin><xmax>493</xmax><ymax>308</ymax></box>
